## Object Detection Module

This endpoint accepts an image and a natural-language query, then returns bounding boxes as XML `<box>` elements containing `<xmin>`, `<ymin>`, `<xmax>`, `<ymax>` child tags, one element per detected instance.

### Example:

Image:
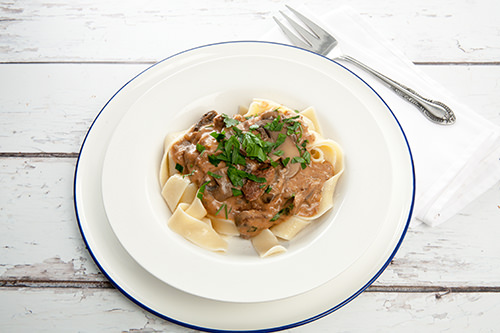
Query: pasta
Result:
<box><xmin>159</xmin><ymin>98</ymin><xmax>344</xmax><ymax>257</ymax></box>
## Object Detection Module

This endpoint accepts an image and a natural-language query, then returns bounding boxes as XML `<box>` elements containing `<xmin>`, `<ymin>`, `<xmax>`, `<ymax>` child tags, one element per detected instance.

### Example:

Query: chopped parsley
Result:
<box><xmin>247</xmin><ymin>226</ymin><xmax>258</xmax><ymax>233</ymax></box>
<box><xmin>292</xmin><ymin>156</ymin><xmax>307</xmax><ymax>169</ymax></box>
<box><xmin>291</xmin><ymin>150</ymin><xmax>311</xmax><ymax>169</ymax></box>
<box><xmin>286</xmin><ymin>120</ymin><xmax>302</xmax><ymax>136</ymax></box>
<box><xmin>216</xmin><ymin>203</ymin><xmax>230</xmax><ymax>219</ymax></box>
<box><xmin>270</xmin><ymin>196</ymin><xmax>295</xmax><ymax>221</ymax></box>
<box><xmin>231</xmin><ymin>188</ymin><xmax>243</xmax><ymax>196</ymax></box>
<box><xmin>175</xmin><ymin>163</ymin><xmax>184</xmax><ymax>173</ymax></box>
<box><xmin>208</xmin><ymin>154</ymin><xmax>223</xmax><ymax>167</ymax></box>
<box><xmin>182</xmin><ymin>170</ymin><xmax>194</xmax><ymax>178</ymax></box>
<box><xmin>210</xmin><ymin>131</ymin><xmax>225</xmax><ymax>142</ymax></box>
<box><xmin>208</xmin><ymin>119</ymin><xmax>287</xmax><ymax>168</ymax></box>
<box><xmin>227</xmin><ymin>165</ymin><xmax>266</xmax><ymax>187</ymax></box>
<box><xmin>196</xmin><ymin>143</ymin><xmax>206</xmax><ymax>155</ymax></box>
<box><xmin>196</xmin><ymin>180</ymin><xmax>211</xmax><ymax>200</ymax></box>
<box><xmin>215</xmin><ymin>203</ymin><xmax>226</xmax><ymax>216</ymax></box>
<box><xmin>302</xmin><ymin>150</ymin><xmax>311</xmax><ymax>164</ymax></box>
<box><xmin>207</xmin><ymin>171</ymin><xmax>221</xmax><ymax>179</ymax></box>
<box><xmin>208</xmin><ymin>134</ymin><xmax>246</xmax><ymax>167</ymax></box>
<box><xmin>222</xmin><ymin>113</ymin><xmax>240</xmax><ymax>127</ymax></box>
<box><xmin>274</xmin><ymin>133</ymin><xmax>287</xmax><ymax>148</ymax></box>
<box><xmin>264</xmin><ymin>115</ymin><xmax>284</xmax><ymax>131</ymax></box>
<box><xmin>291</xmin><ymin>140</ymin><xmax>312</xmax><ymax>169</ymax></box>
<box><xmin>202</xmin><ymin>112</ymin><xmax>310</xmax><ymax>198</ymax></box>
<box><xmin>240</xmin><ymin>132</ymin><xmax>271</xmax><ymax>162</ymax></box>
<box><xmin>270</xmin><ymin>160</ymin><xmax>279</xmax><ymax>168</ymax></box>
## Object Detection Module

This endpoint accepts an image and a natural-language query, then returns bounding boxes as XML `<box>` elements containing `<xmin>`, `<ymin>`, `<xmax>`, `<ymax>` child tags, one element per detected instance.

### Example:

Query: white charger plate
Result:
<box><xmin>75</xmin><ymin>41</ymin><xmax>414</xmax><ymax>330</ymax></box>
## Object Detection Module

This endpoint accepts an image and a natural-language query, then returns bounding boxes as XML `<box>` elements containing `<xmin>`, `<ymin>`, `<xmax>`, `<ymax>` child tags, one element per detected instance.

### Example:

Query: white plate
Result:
<box><xmin>75</xmin><ymin>41</ymin><xmax>414</xmax><ymax>330</ymax></box>
<box><xmin>100</xmin><ymin>41</ymin><xmax>412</xmax><ymax>303</ymax></box>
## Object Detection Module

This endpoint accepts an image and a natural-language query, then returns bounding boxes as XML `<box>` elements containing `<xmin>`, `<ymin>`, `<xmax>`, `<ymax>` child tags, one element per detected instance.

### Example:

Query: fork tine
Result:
<box><xmin>279</xmin><ymin>11</ymin><xmax>318</xmax><ymax>45</ymax></box>
<box><xmin>285</xmin><ymin>5</ymin><xmax>337</xmax><ymax>44</ymax></box>
<box><xmin>273</xmin><ymin>16</ymin><xmax>312</xmax><ymax>50</ymax></box>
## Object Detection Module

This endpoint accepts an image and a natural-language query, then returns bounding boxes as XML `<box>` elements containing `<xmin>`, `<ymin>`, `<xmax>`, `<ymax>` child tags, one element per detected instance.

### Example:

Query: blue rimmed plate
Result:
<box><xmin>75</xmin><ymin>41</ymin><xmax>414</xmax><ymax>331</ymax></box>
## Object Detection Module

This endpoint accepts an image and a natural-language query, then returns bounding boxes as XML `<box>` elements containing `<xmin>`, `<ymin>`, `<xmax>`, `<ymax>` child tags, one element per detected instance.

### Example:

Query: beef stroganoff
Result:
<box><xmin>159</xmin><ymin>99</ymin><xmax>344</xmax><ymax>257</ymax></box>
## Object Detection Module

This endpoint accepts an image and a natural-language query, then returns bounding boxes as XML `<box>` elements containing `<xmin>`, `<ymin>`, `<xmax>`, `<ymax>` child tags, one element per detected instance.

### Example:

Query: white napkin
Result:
<box><xmin>264</xmin><ymin>6</ymin><xmax>500</xmax><ymax>226</ymax></box>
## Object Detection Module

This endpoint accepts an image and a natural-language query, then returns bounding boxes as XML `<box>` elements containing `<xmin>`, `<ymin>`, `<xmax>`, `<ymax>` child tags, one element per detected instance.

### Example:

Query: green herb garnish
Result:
<box><xmin>286</xmin><ymin>120</ymin><xmax>302</xmax><ymax>136</ymax></box>
<box><xmin>291</xmin><ymin>156</ymin><xmax>308</xmax><ymax>169</ymax></box>
<box><xmin>231</xmin><ymin>188</ymin><xmax>243</xmax><ymax>196</ymax></box>
<box><xmin>210</xmin><ymin>131</ymin><xmax>226</xmax><ymax>142</ymax></box>
<box><xmin>208</xmin><ymin>154</ymin><xmax>222</xmax><ymax>167</ymax></box>
<box><xmin>182</xmin><ymin>171</ymin><xmax>194</xmax><ymax>178</ymax></box>
<box><xmin>227</xmin><ymin>166</ymin><xmax>245</xmax><ymax>187</ymax></box>
<box><xmin>196</xmin><ymin>180</ymin><xmax>211</xmax><ymax>200</ymax></box>
<box><xmin>222</xmin><ymin>113</ymin><xmax>240</xmax><ymax>127</ymax></box>
<box><xmin>270</xmin><ymin>160</ymin><xmax>279</xmax><ymax>168</ymax></box>
<box><xmin>264</xmin><ymin>115</ymin><xmax>284</xmax><ymax>131</ymax></box>
<box><xmin>196</xmin><ymin>143</ymin><xmax>206</xmax><ymax>155</ymax></box>
<box><xmin>207</xmin><ymin>171</ymin><xmax>221</xmax><ymax>179</ymax></box>
<box><xmin>175</xmin><ymin>163</ymin><xmax>184</xmax><ymax>173</ymax></box>
<box><xmin>274</xmin><ymin>133</ymin><xmax>286</xmax><ymax>149</ymax></box>
<box><xmin>227</xmin><ymin>165</ymin><xmax>266</xmax><ymax>187</ymax></box>
<box><xmin>240</xmin><ymin>132</ymin><xmax>271</xmax><ymax>162</ymax></box>
<box><xmin>247</xmin><ymin>226</ymin><xmax>258</xmax><ymax>233</ymax></box>
<box><xmin>215</xmin><ymin>203</ymin><xmax>226</xmax><ymax>216</ymax></box>
<box><xmin>302</xmin><ymin>150</ymin><xmax>311</xmax><ymax>164</ymax></box>
<box><xmin>270</xmin><ymin>195</ymin><xmax>295</xmax><ymax>221</ymax></box>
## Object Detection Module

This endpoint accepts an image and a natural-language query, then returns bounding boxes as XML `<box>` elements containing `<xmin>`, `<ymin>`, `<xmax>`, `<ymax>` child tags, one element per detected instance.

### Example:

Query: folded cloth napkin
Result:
<box><xmin>264</xmin><ymin>6</ymin><xmax>500</xmax><ymax>226</ymax></box>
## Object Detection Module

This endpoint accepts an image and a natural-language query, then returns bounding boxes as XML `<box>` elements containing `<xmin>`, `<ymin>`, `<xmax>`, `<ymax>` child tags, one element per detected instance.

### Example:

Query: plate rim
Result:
<box><xmin>74</xmin><ymin>40</ymin><xmax>415</xmax><ymax>332</ymax></box>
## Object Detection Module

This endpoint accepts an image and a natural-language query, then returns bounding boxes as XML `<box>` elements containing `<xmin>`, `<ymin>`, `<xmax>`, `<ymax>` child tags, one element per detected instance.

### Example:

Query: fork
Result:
<box><xmin>274</xmin><ymin>6</ymin><xmax>456</xmax><ymax>125</ymax></box>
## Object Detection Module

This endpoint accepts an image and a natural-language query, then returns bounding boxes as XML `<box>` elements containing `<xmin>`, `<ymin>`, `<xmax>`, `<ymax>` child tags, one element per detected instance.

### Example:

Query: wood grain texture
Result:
<box><xmin>1</xmin><ymin>0</ymin><xmax>499</xmax><ymax>63</ymax></box>
<box><xmin>1</xmin><ymin>64</ymin><xmax>499</xmax><ymax>153</ymax></box>
<box><xmin>0</xmin><ymin>63</ymin><xmax>148</xmax><ymax>153</ymax></box>
<box><xmin>0</xmin><ymin>287</ymin><xmax>499</xmax><ymax>332</ymax></box>
<box><xmin>1</xmin><ymin>158</ymin><xmax>499</xmax><ymax>287</ymax></box>
<box><xmin>1</xmin><ymin>0</ymin><xmax>499</xmax><ymax>331</ymax></box>
<box><xmin>0</xmin><ymin>158</ymin><xmax>103</xmax><ymax>281</ymax></box>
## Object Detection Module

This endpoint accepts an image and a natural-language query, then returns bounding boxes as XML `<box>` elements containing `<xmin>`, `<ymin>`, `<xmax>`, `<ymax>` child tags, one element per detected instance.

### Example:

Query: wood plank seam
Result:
<box><xmin>1</xmin><ymin>61</ymin><xmax>500</xmax><ymax>66</ymax></box>
<box><xmin>0</xmin><ymin>152</ymin><xmax>79</xmax><ymax>158</ymax></box>
<box><xmin>1</xmin><ymin>280</ymin><xmax>499</xmax><ymax>293</ymax></box>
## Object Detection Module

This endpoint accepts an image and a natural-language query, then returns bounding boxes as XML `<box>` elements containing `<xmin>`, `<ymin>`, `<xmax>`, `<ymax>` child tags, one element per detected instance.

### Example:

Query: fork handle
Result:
<box><xmin>338</xmin><ymin>55</ymin><xmax>456</xmax><ymax>125</ymax></box>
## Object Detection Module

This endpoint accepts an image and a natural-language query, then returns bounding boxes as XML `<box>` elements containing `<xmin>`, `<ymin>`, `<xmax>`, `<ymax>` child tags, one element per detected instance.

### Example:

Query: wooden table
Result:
<box><xmin>1</xmin><ymin>1</ymin><xmax>499</xmax><ymax>331</ymax></box>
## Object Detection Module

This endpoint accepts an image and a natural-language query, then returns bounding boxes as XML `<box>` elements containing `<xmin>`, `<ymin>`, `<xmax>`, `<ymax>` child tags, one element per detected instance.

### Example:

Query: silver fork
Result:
<box><xmin>274</xmin><ymin>6</ymin><xmax>456</xmax><ymax>125</ymax></box>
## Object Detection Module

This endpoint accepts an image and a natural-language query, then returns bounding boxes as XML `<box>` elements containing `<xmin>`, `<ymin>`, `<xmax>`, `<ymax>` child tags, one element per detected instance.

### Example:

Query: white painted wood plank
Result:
<box><xmin>0</xmin><ymin>157</ymin><xmax>103</xmax><ymax>281</ymax></box>
<box><xmin>377</xmin><ymin>181</ymin><xmax>500</xmax><ymax>287</ymax></box>
<box><xmin>297</xmin><ymin>291</ymin><xmax>500</xmax><ymax>332</ymax></box>
<box><xmin>0</xmin><ymin>1</ymin><xmax>497</xmax><ymax>331</ymax></box>
<box><xmin>1</xmin><ymin>157</ymin><xmax>499</xmax><ymax>286</ymax></box>
<box><xmin>0</xmin><ymin>0</ymin><xmax>499</xmax><ymax>63</ymax></box>
<box><xmin>0</xmin><ymin>63</ymin><xmax>148</xmax><ymax>153</ymax></box>
<box><xmin>0</xmin><ymin>287</ymin><xmax>499</xmax><ymax>332</ymax></box>
<box><xmin>418</xmin><ymin>65</ymin><xmax>500</xmax><ymax>125</ymax></box>
<box><xmin>1</xmin><ymin>64</ymin><xmax>499</xmax><ymax>153</ymax></box>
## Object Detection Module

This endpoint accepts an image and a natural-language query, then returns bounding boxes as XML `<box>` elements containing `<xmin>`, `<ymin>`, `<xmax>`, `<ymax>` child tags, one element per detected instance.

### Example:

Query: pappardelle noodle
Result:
<box><xmin>159</xmin><ymin>99</ymin><xmax>344</xmax><ymax>257</ymax></box>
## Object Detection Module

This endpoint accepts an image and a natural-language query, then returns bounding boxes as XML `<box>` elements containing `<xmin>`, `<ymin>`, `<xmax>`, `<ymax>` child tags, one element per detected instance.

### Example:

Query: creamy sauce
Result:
<box><xmin>170</xmin><ymin>110</ymin><xmax>334</xmax><ymax>238</ymax></box>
